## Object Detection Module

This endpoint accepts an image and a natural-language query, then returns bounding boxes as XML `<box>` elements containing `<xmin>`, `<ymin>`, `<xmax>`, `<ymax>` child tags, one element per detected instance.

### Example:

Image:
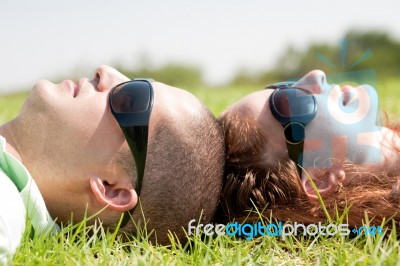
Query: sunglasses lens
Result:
<box><xmin>272</xmin><ymin>89</ymin><xmax>315</xmax><ymax>117</ymax></box>
<box><xmin>110</xmin><ymin>81</ymin><xmax>151</xmax><ymax>113</ymax></box>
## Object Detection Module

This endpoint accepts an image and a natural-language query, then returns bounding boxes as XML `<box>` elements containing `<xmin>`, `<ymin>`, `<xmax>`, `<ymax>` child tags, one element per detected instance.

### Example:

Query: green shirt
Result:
<box><xmin>0</xmin><ymin>136</ymin><xmax>59</xmax><ymax>265</ymax></box>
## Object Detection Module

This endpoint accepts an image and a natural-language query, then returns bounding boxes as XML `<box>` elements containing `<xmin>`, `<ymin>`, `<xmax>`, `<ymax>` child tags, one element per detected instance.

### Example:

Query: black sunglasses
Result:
<box><xmin>266</xmin><ymin>82</ymin><xmax>317</xmax><ymax>175</ymax></box>
<box><xmin>109</xmin><ymin>78</ymin><xmax>154</xmax><ymax>228</ymax></box>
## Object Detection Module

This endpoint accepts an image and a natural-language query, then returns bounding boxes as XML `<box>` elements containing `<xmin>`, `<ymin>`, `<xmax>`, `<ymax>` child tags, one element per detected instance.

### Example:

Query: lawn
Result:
<box><xmin>1</xmin><ymin>79</ymin><xmax>400</xmax><ymax>265</ymax></box>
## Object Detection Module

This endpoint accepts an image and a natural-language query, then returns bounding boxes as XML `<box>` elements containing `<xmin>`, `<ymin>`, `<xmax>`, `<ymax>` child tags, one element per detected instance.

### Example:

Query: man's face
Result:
<box><xmin>16</xmin><ymin>66</ymin><xmax>134</xmax><ymax>221</ymax></box>
<box><xmin>17</xmin><ymin>65</ymin><xmax>204</xmax><ymax>223</ymax></box>
<box><xmin>22</xmin><ymin>65</ymin><xmax>129</xmax><ymax>174</ymax></box>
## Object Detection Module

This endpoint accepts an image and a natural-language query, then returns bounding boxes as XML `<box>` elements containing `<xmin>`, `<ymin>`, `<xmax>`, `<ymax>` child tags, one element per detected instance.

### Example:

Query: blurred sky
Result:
<box><xmin>0</xmin><ymin>0</ymin><xmax>399</xmax><ymax>94</ymax></box>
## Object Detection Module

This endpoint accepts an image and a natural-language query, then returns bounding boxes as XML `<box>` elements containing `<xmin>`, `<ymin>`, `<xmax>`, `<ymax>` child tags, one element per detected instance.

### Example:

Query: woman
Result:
<box><xmin>217</xmin><ymin>70</ymin><xmax>400</xmax><ymax>229</ymax></box>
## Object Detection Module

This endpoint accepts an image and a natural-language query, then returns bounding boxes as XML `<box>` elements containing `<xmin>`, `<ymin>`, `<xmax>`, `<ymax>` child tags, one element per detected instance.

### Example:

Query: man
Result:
<box><xmin>0</xmin><ymin>65</ymin><xmax>224</xmax><ymax>263</ymax></box>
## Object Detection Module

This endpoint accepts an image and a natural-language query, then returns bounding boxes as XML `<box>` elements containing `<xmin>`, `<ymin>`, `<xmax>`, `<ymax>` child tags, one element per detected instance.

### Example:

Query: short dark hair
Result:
<box><xmin>124</xmin><ymin>104</ymin><xmax>224</xmax><ymax>244</ymax></box>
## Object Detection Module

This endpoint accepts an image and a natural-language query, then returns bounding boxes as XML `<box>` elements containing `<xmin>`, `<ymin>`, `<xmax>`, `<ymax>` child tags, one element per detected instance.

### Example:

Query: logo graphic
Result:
<box><xmin>351</xmin><ymin>226</ymin><xmax>384</xmax><ymax>236</ymax></box>
<box><xmin>301</xmin><ymin>39</ymin><xmax>381</xmax><ymax>169</ymax></box>
<box><xmin>316</xmin><ymin>39</ymin><xmax>373</xmax><ymax>70</ymax></box>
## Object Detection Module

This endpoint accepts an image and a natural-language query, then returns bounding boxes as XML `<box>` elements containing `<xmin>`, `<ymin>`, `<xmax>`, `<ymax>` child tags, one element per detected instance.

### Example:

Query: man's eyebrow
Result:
<box><xmin>115</xmin><ymin>147</ymin><xmax>136</xmax><ymax>183</ymax></box>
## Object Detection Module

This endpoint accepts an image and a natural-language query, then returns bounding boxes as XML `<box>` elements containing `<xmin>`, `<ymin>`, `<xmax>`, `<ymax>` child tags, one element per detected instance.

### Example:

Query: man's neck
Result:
<box><xmin>0</xmin><ymin>121</ymin><xmax>22</xmax><ymax>163</ymax></box>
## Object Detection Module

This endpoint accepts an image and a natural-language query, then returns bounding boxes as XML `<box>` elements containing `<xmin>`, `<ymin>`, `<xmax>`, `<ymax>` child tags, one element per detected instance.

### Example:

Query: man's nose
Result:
<box><xmin>95</xmin><ymin>65</ymin><xmax>129</xmax><ymax>93</ymax></box>
<box><xmin>293</xmin><ymin>70</ymin><xmax>328</xmax><ymax>95</ymax></box>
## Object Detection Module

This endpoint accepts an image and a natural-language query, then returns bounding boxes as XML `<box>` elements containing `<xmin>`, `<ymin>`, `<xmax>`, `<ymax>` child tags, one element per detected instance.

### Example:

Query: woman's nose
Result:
<box><xmin>95</xmin><ymin>65</ymin><xmax>129</xmax><ymax>93</ymax></box>
<box><xmin>293</xmin><ymin>70</ymin><xmax>328</xmax><ymax>94</ymax></box>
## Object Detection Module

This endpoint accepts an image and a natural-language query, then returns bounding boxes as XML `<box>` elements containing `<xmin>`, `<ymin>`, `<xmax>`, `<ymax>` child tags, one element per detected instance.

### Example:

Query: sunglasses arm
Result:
<box><xmin>286</xmin><ymin>141</ymin><xmax>304</xmax><ymax>178</ymax></box>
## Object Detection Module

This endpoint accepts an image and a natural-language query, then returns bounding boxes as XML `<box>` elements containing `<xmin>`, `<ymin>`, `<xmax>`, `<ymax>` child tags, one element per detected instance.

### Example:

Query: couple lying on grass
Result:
<box><xmin>1</xmin><ymin>65</ymin><xmax>399</xmax><ymax>263</ymax></box>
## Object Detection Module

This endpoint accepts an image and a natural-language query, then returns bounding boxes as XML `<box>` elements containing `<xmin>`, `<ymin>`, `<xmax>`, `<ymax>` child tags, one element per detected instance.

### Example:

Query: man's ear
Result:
<box><xmin>89</xmin><ymin>176</ymin><xmax>138</xmax><ymax>212</ymax></box>
<box><xmin>301</xmin><ymin>168</ymin><xmax>346</xmax><ymax>200</ymax></box>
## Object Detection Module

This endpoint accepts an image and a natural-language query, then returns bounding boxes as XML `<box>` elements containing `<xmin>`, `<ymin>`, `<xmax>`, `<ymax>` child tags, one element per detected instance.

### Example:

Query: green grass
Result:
<box><xmin>2</xmin><ymin>79</ymin><xmax>400</xmax><ymax>265</ymax></box>
<box><xmin>10</xmin><ymin>210</ymin><xmax>400</xmax><ymax>265</ymax></box>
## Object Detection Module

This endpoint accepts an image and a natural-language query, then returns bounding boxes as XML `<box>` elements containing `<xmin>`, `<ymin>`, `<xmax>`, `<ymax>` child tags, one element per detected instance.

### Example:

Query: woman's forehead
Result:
<box><xmin>230</xmin><ymin>89</ymin><xmax>274</xmax><ymax>118</ymax></box>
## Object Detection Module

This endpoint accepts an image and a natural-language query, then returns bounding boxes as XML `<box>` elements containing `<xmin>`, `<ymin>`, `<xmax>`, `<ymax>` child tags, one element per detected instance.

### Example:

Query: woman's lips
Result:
<box><xmin>341</xmin><ymin>85</ymin><xmax>355</xmax><ymax>106</ymax></box>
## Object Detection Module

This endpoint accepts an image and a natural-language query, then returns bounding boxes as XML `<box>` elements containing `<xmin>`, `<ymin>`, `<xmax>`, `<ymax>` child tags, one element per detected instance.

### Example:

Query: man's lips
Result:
<box><xmin>65</xmin><ymin>79</ymin><xmax>92</xmax><ymax>97</ymax></box>
<box><xmin>63</xmin><ymin>80</ymin><xmax>78</xmax><ymax>97</ymax></box>
<box><xmin>76</xmin><ymin>78</ymin><xmax>89</xmax><ymax>97</ymax></box>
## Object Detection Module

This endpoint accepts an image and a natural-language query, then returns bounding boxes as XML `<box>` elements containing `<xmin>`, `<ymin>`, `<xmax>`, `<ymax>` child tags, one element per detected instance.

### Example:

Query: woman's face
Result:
<box><xmin>224</xmin><ymin>70</ymin><xmax>381</xmax><ymax>181</ymax></box>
